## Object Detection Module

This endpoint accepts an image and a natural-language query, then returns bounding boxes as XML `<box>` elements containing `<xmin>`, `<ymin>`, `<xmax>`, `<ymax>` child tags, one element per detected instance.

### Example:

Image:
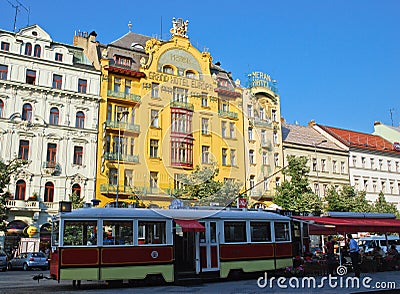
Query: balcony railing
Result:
<box><xmin>254</xmin><ymin>120</ymin><xmax>272</xmax><ymax>128</ymax></box>
<box><xmin>170</xmin><ymin>101</ymin><xmax>194</xmax><ymax>111</ymax></box>
<box><xmin>100</xmin><ymin>184</ymin><xmax>135</xmax><ymax>193</ymax></box>
<box><xmin>105</xmin><ymin>120</ymin><xmax>140</xmax><ymax>132</ymax></box>
<box><xmin>104</xmin><ymin>152</ymin><xmax>139</xmax><ymax>163</ymax></box>
<box><xmin>42</xmin><ymin>161</ymin><xmax>61</xmax><ymax>175</ymax></box>
<box><xmin>107</xmin><ymin>90</ymin><xmax>141</xmax><ymax>102</ymax></box>
<box><xmin>218</xmin><ymin>110</ymin><xmax>238</xmax><ymax>120</ymax></box>
<box><xmin>6</xmin><ymin>200</ymin><xmax>56</xmax><ymax>211</ymax></box>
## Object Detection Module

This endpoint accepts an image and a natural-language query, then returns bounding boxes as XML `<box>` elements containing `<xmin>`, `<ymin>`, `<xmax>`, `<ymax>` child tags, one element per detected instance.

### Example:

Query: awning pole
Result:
<box><xmin>385</xmin><ymin>233</ymin><xmax>389</xmax><ymax>253</ymax></box>
<box><xmin>338</xmin><ymin>232</ymin><xmax>342</xmax><ymax>267</ymax></box>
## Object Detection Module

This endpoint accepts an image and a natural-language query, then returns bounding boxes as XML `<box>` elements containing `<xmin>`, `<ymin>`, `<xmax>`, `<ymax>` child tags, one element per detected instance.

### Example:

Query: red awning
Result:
<box><xmin>294</xmin><ymin>216</ymin><xmax>400</xmax><ymax>234</ymax></box>
<box><xmin>175</xmin><ymin>219</ymin><xmax>205</xmax><ymax>232</ymax></box>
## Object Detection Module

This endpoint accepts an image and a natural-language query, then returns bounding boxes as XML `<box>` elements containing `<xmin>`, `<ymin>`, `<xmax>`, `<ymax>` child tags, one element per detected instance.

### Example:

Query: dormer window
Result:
<box><xmin>163</xmin><ymin>65</ymin><xmax>174</xmax><ymax>74</ymax></box>
<box><xmin>114</xmin><ymin>55</ymin><xmax>132</xmax><ymax>67</ymax></box>
<box><xmin>218</xmin><ymin>79</ymin><xmax>229</xmax><ymax>88</ymax></box>
<box><xmin>1</xmin><ymin>42</ymin><xmax>10</xmax><ymax>51</ymax></box>
<box><xmin>55</xmin><ymin>53</ymin><xmax>63</xmax><ymax>62</ymax></box>
<box><xmin>24</xmin><ymin>43</ymin><xmax>32</xmax><ymax>56</ymax></box>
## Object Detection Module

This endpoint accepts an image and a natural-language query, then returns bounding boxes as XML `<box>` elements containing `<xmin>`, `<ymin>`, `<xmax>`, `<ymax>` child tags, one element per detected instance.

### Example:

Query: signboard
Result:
<box><xmin>237</xmin><ymin>197</ymin><xmax>247</xmax><ymax>208</ymax></box>
<box><xmin>247</xmin><ymin>71</ymin><xmax>278</xmax><ymax>93</ymax></box>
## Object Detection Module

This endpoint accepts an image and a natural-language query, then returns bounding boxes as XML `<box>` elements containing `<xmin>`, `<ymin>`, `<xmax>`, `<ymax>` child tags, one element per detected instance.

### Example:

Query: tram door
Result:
<box><xmin>199</xmin><ymin>221</ymin><xmax>219</xmax><ymax>272</ymax></box>
<box><xmin>174</xmin><ymin>226</ymin><xmax>196</xmax><ymax>273</ymax></box>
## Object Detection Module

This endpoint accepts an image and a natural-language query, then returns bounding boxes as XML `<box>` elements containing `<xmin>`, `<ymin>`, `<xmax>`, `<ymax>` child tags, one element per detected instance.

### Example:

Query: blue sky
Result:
<box><xmin>1</xmin><ymin>0</ymin><xmax>399</xmax><ymax>133</ymax></box>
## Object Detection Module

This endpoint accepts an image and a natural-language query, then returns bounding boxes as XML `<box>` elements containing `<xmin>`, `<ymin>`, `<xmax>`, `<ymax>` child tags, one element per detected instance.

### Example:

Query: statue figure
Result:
<box><xmin>170</xmin><ymin>17</ymin><xmax>189</xmax><ymax>38</ymax></box>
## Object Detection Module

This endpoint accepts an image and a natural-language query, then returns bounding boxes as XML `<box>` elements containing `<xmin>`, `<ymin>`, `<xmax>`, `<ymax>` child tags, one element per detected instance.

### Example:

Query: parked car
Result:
<box><xmin>8</xmin><ymin>252</ymin><xmax>48</xmax><ymax>271</ymax></box>
<box><xmin>359</xmin><ymin>235</ymin><xmax>400</xmax><ymax>254</ymax></box>
<box><xmin>0</xmin><ymin>250</ymin><xmax>8</xmax><ymax>271</ymax></box>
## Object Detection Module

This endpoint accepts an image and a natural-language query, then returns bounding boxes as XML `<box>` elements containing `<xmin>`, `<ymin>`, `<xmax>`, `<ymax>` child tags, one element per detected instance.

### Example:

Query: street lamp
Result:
<box><xmin>313</xmin><ymin>139</ymin><xmax>327</xmax><ymax>197</ymax></box>
<box><xmin>116</xmin><ymin>110</ymin><xmax>129</xmax><ymax>208</ymax></box>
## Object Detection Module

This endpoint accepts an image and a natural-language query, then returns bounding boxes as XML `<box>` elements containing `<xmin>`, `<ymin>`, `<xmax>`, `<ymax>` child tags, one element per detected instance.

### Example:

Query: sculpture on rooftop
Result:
<box><xmin>170</xmin><ymin>18</ymin><xmax>189</xmax><ymax>38</ymax></box>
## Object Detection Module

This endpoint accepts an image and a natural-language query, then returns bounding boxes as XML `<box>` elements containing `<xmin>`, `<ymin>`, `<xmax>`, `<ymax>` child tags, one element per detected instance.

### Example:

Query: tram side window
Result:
<box><xmin>51</xmin><ymin>221</ymin><xmax>60</xmax><ymax>246</ymax></box>
<box><xmin>250</xmin><ymin>222</ymin><xmax>271</xmax><ymax>242</ymax></box>
<box><xmin>63</xmin><ymin>221</ymin><xmax>97</xmax><ymax>246</ymax></box>
<box><xmin>274</xmin><ymin>222</ymin><xmax>290</xmax><ymax>242</ymax></box>
<box><xmin>103</xmin><ymin>220</ymin><xmax>133</xmax><ymax>245</ymax></box>
<box><xmin>224</xmin><ymin>221</ymin><xmax>246</xmax><ymax>243</ymax></box>
<box><xmin>138</xmin><ymin>221</ymin><xmax>166</xmax><ymax>245</ymax></box>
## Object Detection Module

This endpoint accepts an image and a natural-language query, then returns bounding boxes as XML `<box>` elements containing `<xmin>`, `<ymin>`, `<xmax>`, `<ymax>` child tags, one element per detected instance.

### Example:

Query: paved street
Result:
<box><xmin>0</xmin><ymin>270</ymin><xmax>399</xmax><ymax>294</ymax></box>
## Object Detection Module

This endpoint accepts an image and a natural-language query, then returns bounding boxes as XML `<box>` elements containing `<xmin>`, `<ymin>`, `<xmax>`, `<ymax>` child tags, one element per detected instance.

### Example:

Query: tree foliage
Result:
<box><xmin>69</xmin><ymin>191</ymin><xmax>85</xmax><ymax>209</ymax></box>
<box><xmin>373</xmin><ymin>191</ymin><xmax>399</xmax><ymax>217</ymax></box>
<box><xmin>174</xmin><ymin>164</ymin><xmax>241</xmax><ymax>206</ymax></box>
<box><xmin>274</xmin><ymin>155</ymin><xmax>322</xmax><ymax>213</ymax></box>
<box><xmin>324</xmin><ymin>185</ymin><xmax>373</xmax><ymax>212</ymax></box>
<box><xmin>0</xmin><ymin>158</ymin><xmax>28</xmax><ymax>232</ymax></box>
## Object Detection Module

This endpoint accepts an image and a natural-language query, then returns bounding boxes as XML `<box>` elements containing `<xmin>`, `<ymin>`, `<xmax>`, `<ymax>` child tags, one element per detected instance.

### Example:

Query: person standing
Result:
<box><xmin>347</xmin><ymin>234</ymin><xmax>360</xmax><ymax>277</ymax></box>
<box><xmin>324</xmin><ymin>236</ymin><xmax>336</xmax><ymax>275</ymax></box>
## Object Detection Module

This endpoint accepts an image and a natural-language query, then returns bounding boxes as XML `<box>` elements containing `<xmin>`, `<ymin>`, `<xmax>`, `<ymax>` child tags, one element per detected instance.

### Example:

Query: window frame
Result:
<box><xmin>18</xmin><ymin>140</ymin><xmax>29</xmax><ymax>160</ymax></box>
<box><xmin>73</xmin><ymin>146</ymin><xmax>83</xmax><ymax>165</ymax></box>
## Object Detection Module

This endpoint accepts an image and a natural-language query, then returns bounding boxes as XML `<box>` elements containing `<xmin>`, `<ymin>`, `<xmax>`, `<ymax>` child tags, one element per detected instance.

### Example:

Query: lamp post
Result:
<box><xmin>313</xmin><ymin>139</ymin><xmax>327</xmax><ymax>197</ymax></box>
<box><xmin>116</xmin><ymin>110</ymin><xmax>129</xmax><ymax>208</ymax></box>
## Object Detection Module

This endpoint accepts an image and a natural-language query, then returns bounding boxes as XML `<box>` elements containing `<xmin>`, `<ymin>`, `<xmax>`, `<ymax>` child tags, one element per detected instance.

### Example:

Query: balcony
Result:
<box><xmin>6</xmin><ymin>200</ymin><xmax>55</xmax><ymax>212</ymax></box>
<box><xmin>100</xmin><ymin>184</ymin><xmax>135</xmax><ymax>194</ymax></box>
<box><xmin>41</xmin><ymin>201</ymin><xmax>59</xmax><ymax>212</ymax></box>
<box><xmin>218</xmin><ymin>110</ymin><xmax>238</xmax><ymax>120</ymax></box>
<box><xmin>170</xmin><ymin>101</ymin><xmax>194</xmax><ymax>111</ymax></box>
<box><xmin>42</xmin><ymin>161</ymin><xmax>61</xmax><ymax>175</ymax></box>
<box><xmin>104</xmin><ymin>152</ymin><xmax>139</xmax><ymax>163</ymax></box>
<box><xmin>254</xmin><ymin>119</ymin><xmax>272</xmax><ymax>128</ymax></box>
<box><xmin>105</xmin><ymin>120</ymin><xmax>140</xmax><ymax>133</ymax></box>
<box><xmin>107</xmin><ymin>90</ymin><xmax>141</xmax><ymax>103</ymax></box>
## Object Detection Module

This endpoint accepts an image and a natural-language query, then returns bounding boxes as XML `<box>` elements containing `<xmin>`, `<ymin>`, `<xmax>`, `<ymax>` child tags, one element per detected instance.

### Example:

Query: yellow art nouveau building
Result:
<box><xmin>75</xmin><ymin>19</ymin><xmax>246</xmax><ymax>208</ymax></box>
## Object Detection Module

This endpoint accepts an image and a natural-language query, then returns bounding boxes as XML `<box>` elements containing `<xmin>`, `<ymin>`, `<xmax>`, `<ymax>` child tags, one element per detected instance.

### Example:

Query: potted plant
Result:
<box><xmin>27</xmin><ymin>192</ymin><xmax>38</xmax><ymax>201</ymax></box>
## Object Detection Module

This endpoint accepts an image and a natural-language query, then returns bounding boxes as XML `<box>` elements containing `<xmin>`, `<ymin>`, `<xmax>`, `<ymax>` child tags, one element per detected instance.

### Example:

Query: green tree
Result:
<box><xmin>373</xmin><ymin>191</ymin><xmax>399</xmax><ymax>217</ymax></box>
<box><xmin>274</xmin><ymin>155</ymin><xmax>322</xmax><ymax>213</ymax></box>
<box><xmin>175</xmin><ymin>164</ymin><xmax>241</xmax><ymax>206</ymax></box>
<box><xmin>0</xmin><ymin>158</ymin><xmax>28</xmax><ymax>232</ymax></box>
<box><xmin>325</xmin><ymin>185</ymin><xmax>373</xmax><ymax>212</ymax></box>
<box><xmin>69</xmin><ymin>191</ymin><xmax>85</xmax><ymax>209</ymax></box>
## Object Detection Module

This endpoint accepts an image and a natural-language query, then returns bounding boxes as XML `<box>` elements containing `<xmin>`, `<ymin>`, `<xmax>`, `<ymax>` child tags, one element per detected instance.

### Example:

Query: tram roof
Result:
<box><xmin>56</xmin><ymin>207</ymin><xmax>291</xmax><ymax>221</ymax></box>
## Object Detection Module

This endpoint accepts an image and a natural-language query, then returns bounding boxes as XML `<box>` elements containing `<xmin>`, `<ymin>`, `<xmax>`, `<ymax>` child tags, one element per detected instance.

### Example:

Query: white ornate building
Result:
<box><xmin>0</xmin><ymin>25</ymin><xmax>101</xmax><ymax>249</ymax></box>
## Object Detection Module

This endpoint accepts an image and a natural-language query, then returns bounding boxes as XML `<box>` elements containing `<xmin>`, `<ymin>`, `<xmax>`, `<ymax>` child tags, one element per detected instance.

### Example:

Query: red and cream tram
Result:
<box><xmin>49</xmin><ymin>207</ymin><xmax>293</xmax><ymax>284</ymax></box>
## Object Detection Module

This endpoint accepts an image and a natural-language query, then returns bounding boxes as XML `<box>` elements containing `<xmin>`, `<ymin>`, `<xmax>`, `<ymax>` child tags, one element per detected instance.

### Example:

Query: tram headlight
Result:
<box><xmin>59</xmin><ymin>201</ymin><xmax>72</xmax><ymax>212</ymax></box>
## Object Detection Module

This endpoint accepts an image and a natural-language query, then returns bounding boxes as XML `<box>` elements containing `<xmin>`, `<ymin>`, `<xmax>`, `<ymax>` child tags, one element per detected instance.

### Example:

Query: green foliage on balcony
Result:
<box><xmin>170</xmin><ymin>101</ymin><xmax>194</xmax><ymax>111</ymax></box>
<box><xmin>105</xmin><ymin>120</ymin><xmax>140</xmax><ymax>132</ymax></box>
<box><xmin>103</xmin><ymin>152</ymin><xmax>139</xmax><ymax>163</ymax></box>
<box><xmin>254</xmin><ymin>120</ymin><xmax>272</xmax><ymax>128</ymax></box>
<box><xmin>107</xmin><ymin>90</ymin><xmax>141</xmax><ymax>102</ymax></box>
<box><xmin>218</xmin><ymin>110</ymin><xmax>238</xmax><ymax>119</ymax></box>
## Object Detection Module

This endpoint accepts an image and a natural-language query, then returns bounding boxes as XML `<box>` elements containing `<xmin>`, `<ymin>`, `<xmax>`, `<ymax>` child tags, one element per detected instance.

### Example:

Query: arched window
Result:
<box><xmin>49</xmin><ymin>107</ymin><xmax>59</xmax><ymax>125</ymax></box>
<box><xmin>44</xmin><ymin>182</ymin><xmax>54</xmax><ymax>202</ymax></box>
<box><xmin>24</xmin><ymin>43</ymin><xmax>32</xmax><ymax>55</ymax></box>
<box><xmin>22</xmin><ymin>103</ymin><xmax>32</xmax><ymax>121</ymax></box>
<box><xmin>0</xmin><ymin>99</ymin><xmax>3</xmax><ymax>118</ymax></box>
<box><xmin>34</xmin><ymin>45</ymin><xmax>41</xmax><ymax>57</ymax></box>
<box><xmin>185</xmin><ymin>70</ymin><xmax>197</xmax><ymax>79</ymax></box>
<box><xmin>72</xmin><ymin>183</ymin><xmax>81</xmax><ymax>197</ymax></box>
<box><xmin>75</xmin><ymin>111</ymin><xmax>85</xmax><ymax>128</ymax></box>
<box><xmin>162</xmin><ymin>65</ymin><xmax>174</xmax><ymax>74</ymax></box>
<box><xmin>15</xmin><ymin>179</ymin><xmax>26</xmax><ymax>200</ymax></box>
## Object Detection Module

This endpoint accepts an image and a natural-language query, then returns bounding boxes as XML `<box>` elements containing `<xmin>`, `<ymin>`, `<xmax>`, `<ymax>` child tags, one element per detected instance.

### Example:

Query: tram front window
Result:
<box><xmin>63</xmin><ymin>221</ymin><xmax>97</xmax><ymax>246</ymax></box>
<box><xmin>103</xmin><ymin>220</ymin><xmax>133</xmax><ymax>245</ymax></box>
<box><xmin>224</xmin><ymin>221</ymin><xmax>246</xmax><ymax>243</ymax></box>
<box><xmin>251</xmin><ymin>221</ymin><xmax>271</xmax><ymax>242</ymax></box>
<box><xmin>138</xmin><ymin>221</ymin><xmax>166</xmax><ymax>245</ymax></box>
<box><xmin>274</xmin><ymin>222</ymin><xmax>290</xmax><ymax>242</ymax></box>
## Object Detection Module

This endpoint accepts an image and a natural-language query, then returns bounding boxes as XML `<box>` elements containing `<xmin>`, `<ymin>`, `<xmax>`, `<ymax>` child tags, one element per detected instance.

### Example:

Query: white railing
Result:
<box><xmin>41</xmin><ymin>201</ymin><xmax>58</xmax><ymax>211</ymax></box>
<box><xmin>25</xmin><ymin>201</ymin><xmax>40</xmax><ymax>209</ymax></box>
<box><xmin>6</xmin><ymin>200</ymin><xmax>26</xmax><ymax>209</ymax></box>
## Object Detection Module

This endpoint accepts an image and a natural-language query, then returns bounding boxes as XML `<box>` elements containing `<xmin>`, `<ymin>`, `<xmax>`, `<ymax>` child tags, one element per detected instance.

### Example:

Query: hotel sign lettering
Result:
<box><xmin>148</xmin><ymin>71</ymin><xmax>213</xmax><ymax>91</ymax></box>
<box><xmin>248</xmin><ymin>71</ymin><xmax>278</xmax><ymax>93</ymax></box>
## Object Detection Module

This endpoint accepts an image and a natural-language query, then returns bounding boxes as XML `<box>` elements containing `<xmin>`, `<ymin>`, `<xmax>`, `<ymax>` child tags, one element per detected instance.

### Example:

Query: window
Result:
<box><xmin>46</xmin><ymin>143</ymin><xmax>57</xmax><ymax>165</ymax></box>
<box><xmin>24</xmin><ymin>42</ymin><xmax>32</xmax><ymax>55</ymax></box>
<box><xmin>138</xmin><ymin>221</ymin><xmax>166</xmax><ymax>245</ymax></box>
<box><xmin>171</xmin><ymin>111</ymin><xmax>192</xmax><ymax>134</ymax></box>
<box><xmin>251</xmin><ymin>222</ymin><xmax>271</xmax><ymax>242</ymax></box>
<box><xmin>261</xmin><ymin>130</ymin><xmax>267</xmax><ymax>145</ymax></box>
<box><xmin>125</xmin><ymin>80</ymin><xmax>131</xmax><ymax>94</ymax></box>
<box><xmin>201</xmin><ymin>118</ymin><xmax>209</xmax><ymax>135</ymax></box>
<box><xmin>229</xmin><ymin>122</ymin><xmax>235</xmax><ymax>139</ymax></box>
<box><xmin>185</xmin><ymin>70</ymin><xmax>196</xmax><ymax>79</ymax></box>
<box><xmin>44</xmin><ymin>182</ymin><xmax>54</xmax><ymax>202</ymax></box>
<box><xmin>63</xmin><ymin>220</ymin><xmax>97</xmax><ymax>246</ymax></box>
<box><xmin>248</xmin><ymin>127</ymin><xmax>253</xmax><ymax>141</ymax></box>
<box><xmin>103</xmin><ymin>220</ymin><xmax>133</xmax><ymax>246</ymax></box>
<box><xmin>221</xmin><ymin>121</ymin><xmax>226</xmax><ymax>138</ymax></box>
<box><xmin>22</xmin><ymin>103</ymin><xmax>32</xmax><ymax>121</ymax></box>
<box><xmin>271</xmin><ymin>109</ymin><xmax>277</xmax><ymax>122</ymax></box>
<box><xmin>150</xmin><ymin>172</ymin><xmax>158</xmax><ymax>189</ymax></box>
<box><xmin>49</xmin><ymin>107</ymin><xmax>59</xmax><ymax>125</ymax></box>
<box><xmin>314</xmin><ymin>183</ymin><xmax>319</xmax><ymax>195</ymax></box>
<box><xmin>250</xmin><ymin>175</ymin><xmax>255</xmax><ymax>190</ymax></box>
<box><xmin>163</xmin><ymin>65</ymin><xmax>174</xmax><ymax>74</ymax></box>
<box><xmin>247</xmin><ymin>105</ymin><xmax>253</xmax><ymax>117</ymax></box>
<box><xmin>332</xmin><ymin>160</ymin><xmax>337</xmax><ymax>173</ymax></box>
<box><xmin>388</xmin><ymin>160</ymin><xmax>392</xmax><ymax>172</ymax></box>
<box><xmin>0</xmin><ymin>99</ymin><xmax>3</xmax><ymax>118</ymax></box>
<box><xmin>259</xmin><ymin>108</ymin><xmax>265</xmax><ymax>120</ymax></box>
<box><xmin>114</xmin><ymin>77</ymin><xmax>121</xmax><ymax>92</ymax></box>
<box><xmin>174</xmin><ymin>174</ymin><xmax>184</xmax><ymax>190</ymax></box>
<box><xmin>264</xmin><ymin>177</ymin><xmax>269</xmax><ymax>191</ymax></box>
<box><xmin>224</xmin><ymin>222</ymin><xmax>246</xmax><ymax>243</ymax></box>
<box><xmin>222</xmin><ymin>148</ymin><xmax>227</xmax><ymax>166</ymax></box>
<box><xmin>274</xmin><ymin>153</ymin><xmax>279</xmax><ymax>167</ymax></box>
<box><xmin>341</xmin><ymin>161</ymin><xmax>345</xmax><ymax>174</ymax></box>
<box><xmin>72</xmin><ymin>183</ymin><xmax>81</xmax><ymax>198</ymax></box>
<box><xmin>361</xmin><ymin>157</ymin><xmax>366</xmax><ymax>168</ymax></box>
<box><xmin>312</xmin><ymin>158</ymin><xmax>317</xmax><ymax>171</ymax></box>
<box><xmin>75</xmin><ymin>111</ymin><xmax>85</xmax><ymax>128</ymax></box>
<box><xmin>151</xmin><ymin>83</ymin><xmax>159</xmax><ymax>98</ymax></box>
<box><xmin>275</xmin><ymin>177</ymin><xmax>281</xmax><ymax>186</ymax></box>
<box><xmin>78</xmin><ymin>79</ymin><xmax>87</xmax><ymax>93</ymax></box>
<box><xmin>26</xmin><ymin>69</ymin><xmax>36</xmax><ymax>85</ymax></box>
<box><xmin>396</xmin><ymin>162</ymin><xmax>399</xmax><ymax>173</ymax></box>
<box><xmin>202</xmin><ymin>146</ymin><xmax>209</xmax><ymax>164</ymax></box>
<box><xmin>172</xmin><ymin>87</ymin><xmax>188</xmax><ymax>102</ymax></box>
<box><xmin>0</xmin><ymin>65</ymin><xmax>7</xmax><ymax>80</ymax></box>
<box><xmin>379</xmin><ymin>159</ymin><xmax>383</xmax><ymax>170</ymax></box>
<box><xmin>274</xmin><ymin>222</ymin><xmax>290</xmax><ymax>241</ymax></box>
<box><xmin>201</xmin><ymin>93</ymin><xmax>208</xmax><ymax>107</ymax></box>
<box><xmin>150</xmin><ymin>139</ymin><xmax>159</xmax><ymax>158</ymax></box>
<box><xmin>321</xmin><ymin>159</ymin><xmax>326</xmax><ymax>172</ymax></box>
<box><xmin>73</xmin><ymin>146</ymin><xmax>83</xmax><ymax>165</ymax></box>
<box><xmin>52</xmin><ymin>74</ymin><xmax>62</xmax><ymax>89</ymax></box>
<box><xmin>230</xmin><ymin>149</ymin><xmax>236</xmax><ymax>166</ymax></box>
<box><xmin>130</xmin><ymin>138</ymin><xmax>135</xmax><ymax>155</ymax></box>
<box><xmin>114</xmin><ymin>55</ymin><xmax>132</xmax><ymax>67</ymax></box>
<box><xmin>18</xmin><ymin>140</ymin><xmax>29</xmax><ymax>160</ymax></box>
<box><xmin>273</xmin><ymin>131</ymin><xmax>278</xmax><ymax>145</ymax></box>
<box><xmin>249</xmin><ymin>150</ymin><xmax>255</xmax><ymax>164</ymax></box>
<box><xmin>55</xmin><ymin>53</ymin><xmax>63</xmax><ymax>62</ymax></box>
<box><xmin>15</xmin><ymin>179</ymin><xmax>26</xmax><ymax>200</ymax></box>
<box><xmin>109</xmin><ymin>168</ymin><xmax>117</xmax><ymax>185</ymax></box>
<box><xmin>352</xmin><ymin>156</ymin><xmax>357</xmax><ymax>167</ymax></box>
<box><xmin>262</xmin><ymin>152</ymin><xmax>268</xmax><ymax>165</ymax></box>
<box><xmin>34</xmin><ymin>45</ymin><xmax>41</xmax><ymax>57</ymax></box>
<box><xmin>150</xmin><ymin>110</ymin><xmax>159</xmax><ymax>127</ymax></box>
<box><xmin>1</xmin><ymin>42</ymin><xmax>10</xmax><ymax>51</ymax></box>
<box><xmin>171</xmin><ymin>140</ymin><xmax>193</xmax><ymax>166</ymax></box>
